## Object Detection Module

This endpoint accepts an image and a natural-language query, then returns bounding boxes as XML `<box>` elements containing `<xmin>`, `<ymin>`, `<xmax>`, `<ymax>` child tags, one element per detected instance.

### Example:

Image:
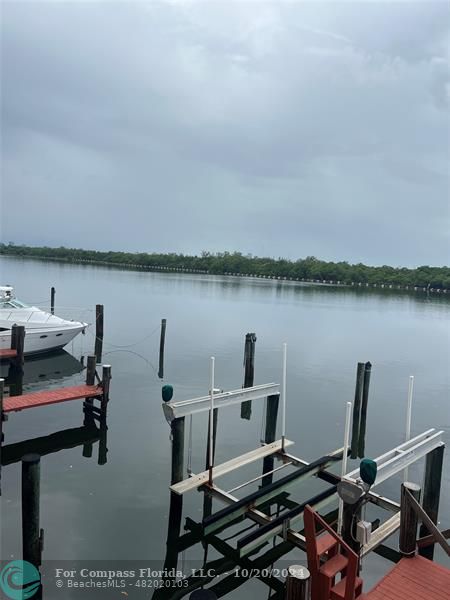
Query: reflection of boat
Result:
<box><xmin>0</xmin><ymin>349</ymin><xmax>83</xmax><ymax>384</ymax></box>
<box><xmin>0</xmin><ymin>286</ymin><xmax>87</xmax><ymax>355</ymax></box>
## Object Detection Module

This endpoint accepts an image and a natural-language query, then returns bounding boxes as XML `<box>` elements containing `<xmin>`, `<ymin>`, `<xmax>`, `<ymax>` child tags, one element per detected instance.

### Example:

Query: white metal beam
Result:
<box><xmin>162</xmin><ymin>382</ymin><xmax>280</xmax><ymax>422</ymax></box>
<box><xmin>344</xmin><ymin>429</ymin><xmax>444</xmax><ymax>488</ymax></box>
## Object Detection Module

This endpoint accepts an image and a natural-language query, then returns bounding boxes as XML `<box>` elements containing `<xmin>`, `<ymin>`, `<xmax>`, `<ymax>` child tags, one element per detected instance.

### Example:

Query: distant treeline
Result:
<box><xmin>1</xmin><ymin>243</ymin><xmax>449</xmax><ymax>290</ymax></box>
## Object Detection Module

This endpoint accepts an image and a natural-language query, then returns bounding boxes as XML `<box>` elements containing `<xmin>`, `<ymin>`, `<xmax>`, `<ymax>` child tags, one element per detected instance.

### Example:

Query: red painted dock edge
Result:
<box><xmin>0</xmin><ymin>349</ymin><xmax>18</xmax><ymax>360</ymax></box>
<box><xmin>365</xmin><ymin>555</ymin><xmax>450</xmax><ymax>600</ymax></box>
<box><xmin>3</xmin><ymin>385</ymin><xmax>103</xmax><ymax>413</ymax></box>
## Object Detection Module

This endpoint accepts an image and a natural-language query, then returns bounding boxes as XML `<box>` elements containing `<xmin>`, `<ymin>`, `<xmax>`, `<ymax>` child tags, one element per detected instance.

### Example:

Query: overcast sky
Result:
<box><xmin>1</xmin><ymin>1</ymin><xmax>449</xmax><ymax>267</ymax></box>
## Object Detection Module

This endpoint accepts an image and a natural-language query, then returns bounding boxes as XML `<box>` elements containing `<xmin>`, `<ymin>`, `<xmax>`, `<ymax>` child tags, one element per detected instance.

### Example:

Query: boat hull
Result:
<box><xmin>0</xmin><ymin>324</ymin><xmax>85</xmax><ymax>356</ymax></box>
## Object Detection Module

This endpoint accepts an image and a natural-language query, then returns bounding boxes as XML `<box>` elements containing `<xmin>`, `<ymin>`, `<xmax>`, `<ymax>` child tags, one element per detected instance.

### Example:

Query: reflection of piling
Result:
<box><xmin>101</xmin><ymin>365</ymin><xmax>111</xmax><ymax>415</ymax></box>
<box><xmin>419</xmin><ymin>445</ymin><xmax>444</xmax><ymax>560</ymax></box>
<box><xmin>241</xmin><ymin>333</ymin><xmax>256</xmax><ymax>419</ymax></box>
<box><xmin>50</xmin><ymin>286</ymin><xmax>55</xmax><ymax>314</ymax></box>
<box><xmin>95</xmin><ymin>304</ymin><xmax>104</xmax><ymax>363</ymax></box>
<box><xmin>11</xmin><ymin>324</ymin><xmax>25</xmax><ymax>372</ymax></box>
<box><xmin>399</xmin><ymin>482</ymin><xmax>421</xmax><ymax>557</ymax></box>
<box><xmin>98</xmin><ymin>418</ymin><xmax>108</xmax><ymax>465</ymax></box>
<box><xmin>262</xmin><ymin>394</ymin><xmax>279</xmax><ymax>487</ymax></box>
<box><xmin>158</xmin><ymin>318</ymin><xmax>167</xmax><ymax>379</ymax></box>
<box><xmin>357</xmin><ymin>361</ymin><xmax>372</xmax><ymax>459</ymax></box>
<box><xmin>350</xmin><ymin>362</ymin><xmax>365</xmax><ymax>459</ymax></box>
<box><xmin>22</xmin><ymin>453</ymin><xmax>43</xmax><ymax>568</ymax></box>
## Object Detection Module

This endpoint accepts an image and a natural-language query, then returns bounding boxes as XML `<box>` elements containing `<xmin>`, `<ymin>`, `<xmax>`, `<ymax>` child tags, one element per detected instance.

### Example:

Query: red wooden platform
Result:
<box><xmin>3</xmin><ymin>385</ymin><xmax>103</xmax><ymax>413</ymax></box>
<box><xmin>365</xmin><ymin>555</ymin><xmax>450</xmax><ymax>600</ymax></box>
<box><xmin>0</xmin><ymin>349</ymin><xmax>17</xmax><ymax>360</ymax></box>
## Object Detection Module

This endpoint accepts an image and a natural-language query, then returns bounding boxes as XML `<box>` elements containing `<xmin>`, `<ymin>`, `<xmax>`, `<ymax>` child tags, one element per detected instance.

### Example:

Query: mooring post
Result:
<box><xmin>82</xmin><ymin>407</ymin><xmax>95</xmax><ymax>458</ymax></box>
<box><xmin>158</xmin><ymin>318</ymin><xmax>167</xmax><ymax>379</ymax></box>
<box><xmin>241</xmin><ymin>332</ymin><xmax>256</xmax><ymax>419</ymax></box>
<box><xmin>399</xmin><ymin>482</ymin><xmax>421</xmax><ymax>557</ymax></box>
<box><xmin>350</xmin><ymin>362</ymin><xmax>365</xmax><ymax>459</ymax></box>
<box><xmin>419</xmin><ymin>445</ymin><xmax>444</xmax><ymax>560</ymax></box>
<box><xmin>7</xmin><ymin>362</ymin><xmax>23</xmax><ymax>397</ymax></box>
<box><xmin>357</xmin><ymin>361</ymin><xmax>372</xmax><ymax>459</ymax></box>
<box><xmin>94</xmin><ymin>304</ymin><xmax>104</xmax><ymax>363</ymax></box>
<box><xmin>84</xmin><ymin>355</ymin><xmax>97</xmax><ymax>411</ymax></box>
<box><xmin>285</xmin><ymin>565</ymin><xmax>311</xmax><ymax>600</ymax></box>
<box><xmin>22</xmin><ymin>453</ymin><xmax>43</xmax><ymax>568</ymax></box>
<box><xmin>11</xmin><ymin>324</ymin><xmax>25</xmax><ymax>372</ymax></box>
<box><xmin>50</xmin><ymin>286</ymin><xmax>55</xmax><ymax>314</ymax></box>
<box><xmin>101</xmin><ymin>364</ymin><xmax>112</xmax><ymax>415</ymax></box>
<box><xmin>171</xmin><ymin>417</ymin><xmax>185</xmax><ymax>485</ymax></box>
<box><xmin>262</xmin><ymin>394</ymin><xmax>280</xmax><ymax>487</ymax></box>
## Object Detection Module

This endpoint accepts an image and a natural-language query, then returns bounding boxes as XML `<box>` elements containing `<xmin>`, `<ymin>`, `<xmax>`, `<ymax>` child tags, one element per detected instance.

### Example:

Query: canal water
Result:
<box><xmin>1</xmin><ymin>255</ymin><xmax>449</xmax><ymax>599</ymax></box>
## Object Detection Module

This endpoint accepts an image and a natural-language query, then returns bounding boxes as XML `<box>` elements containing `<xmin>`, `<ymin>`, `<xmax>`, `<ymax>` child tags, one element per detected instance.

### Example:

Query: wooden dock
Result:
<box><xmin>3</xmin><ymin>384</ymin><xmax>103</xmax><ymax>413</ymax></box>
<box><xmin>0</xmin><ymin>349</ymin><xmax>18</xmax><ymax>360</ymax></box>
<box><xmin>364</xmin><ymin>555</ymin><xmax>450</xmax><ymax>600</ymax></box>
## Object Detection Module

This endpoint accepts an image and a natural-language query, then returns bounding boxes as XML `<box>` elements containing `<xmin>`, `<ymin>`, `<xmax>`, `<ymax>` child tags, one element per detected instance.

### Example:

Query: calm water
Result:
<box><xmin>1</xmin><ymin>256</ymin><xmax>449</xmax><ymax>599</ymax></box>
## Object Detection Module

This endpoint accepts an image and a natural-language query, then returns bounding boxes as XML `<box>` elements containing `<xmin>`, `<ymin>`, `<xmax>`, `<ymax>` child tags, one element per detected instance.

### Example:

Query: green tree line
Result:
<box><xmin>1</xmin><ymin>243</ymin><xmax>449</xmax><ymax>289</ymax></box>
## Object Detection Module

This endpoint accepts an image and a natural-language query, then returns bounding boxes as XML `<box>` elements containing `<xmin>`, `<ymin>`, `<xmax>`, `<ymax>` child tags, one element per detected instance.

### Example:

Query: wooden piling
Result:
<box><xmin>262</xmin><ymin>394</ymin><xmax>280</xmax><ymax>487</ymax></box>
<box><xmin>419</xmin><ymin>445</ymin><xmax>444</xmax><ymax>560</ymax></box>
<box><xmin>171</xmin><ymin>418</ymin><xmax>185</xmax><ymax>486</ymax></box>
<box><xmin>22</xmin><ymin>453</ymin><xmax>43</xmax><ymax>567</ymax></box>
<box><xmin>399</xmin><ymin>482</ymin><xmax>421</xmax><ymax>557</ymax></box>
<box><xmin>101</xmin><ymin>364</ymin><xmax>111</xmax><ymax>415</ymax></box>
<box><xmin>350</xmin><ymin>362</ymin><xmax>365</xmax><ymax>459</ymax></box>
<box><xmin>357</xmin><ymin>361</ymin><xmax>372</xmax><ymax>459</ymax></box>
<box><xmin>85</xmin><ymin>355</ymin><xmax>96</xmax><ymax>410</ymax></box>
<box><xmin>50</xmin><ymin>286</ymin><xmax>55</xmax><ymax>314</ymax></box>
<box><xmin>94</xmin><ymin>304</ymin><xmax>104</xmax><ymax>363</ymax></box>
<box><xmin>204</xmin><ymin>407</ymin><xmax>219</xmax><ymax>518</ymax></box>
<box><xmin>158</xmin><ymin>318</ymin><xmax>167</xmax><ymax>379</ymax></box>
<box><xmin>241</xmin><ymin>333</ymin><xmax>256</xmax><ymax>419</ymax></box>
<box><xmin>285</xmin><ymin>565</ymin><xmax>311</xmax><ymax>600</ymax></box>
<box><xmin>342</xmin><ymin>501</ymin><xmax>361</xmax><ymax>556</ymax></box>
<box><xmin>98</xmin><ymin>418</ymin><xmax>108</xmax><ymax>465</ymax></box>
<box><xmin>7</xmin><ymin>362</ymin><xmax>23</xmax><ymax>397</ymax></box>
<box><xmin>11</xmin><ymin>324</ymin><xmax>25</xmax><ymax>371</ymax></box>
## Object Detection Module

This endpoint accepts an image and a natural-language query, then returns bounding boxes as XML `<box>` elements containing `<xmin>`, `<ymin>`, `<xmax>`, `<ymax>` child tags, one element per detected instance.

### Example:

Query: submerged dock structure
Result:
<box><xmin>160</xmin><ymin>346</ymin><xmax>449</xmax><ymax>600</ymax></box>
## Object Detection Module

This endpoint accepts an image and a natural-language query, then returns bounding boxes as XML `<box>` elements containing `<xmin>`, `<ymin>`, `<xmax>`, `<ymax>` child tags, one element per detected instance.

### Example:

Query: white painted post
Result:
<box><xmin>208</xmin><ymin>356</ymin><xmax>215</xmax><ymax>484</ymax></box>
<box><xmin>337</xmin><ymin>401</ymin><xmax>353</xmax><ymax>535</ymax></box>
<box><xmin>404</xmin><ymin>375</ymin><xmax>414</xmax><ymax>481</ymax></box>
<box><xmin>281</xmin><ymin>343</ymin><xmax>287</xmax><ymax>451</ymax></box>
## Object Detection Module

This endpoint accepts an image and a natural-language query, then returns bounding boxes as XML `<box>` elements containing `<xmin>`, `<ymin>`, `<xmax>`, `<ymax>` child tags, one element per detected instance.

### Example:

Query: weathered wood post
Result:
<box><xmin>84</xmin><ymin>355</ymin><xmax>97</xmax><ymax>412</ymax></box>
<box><xmin>22</xmin><ymin>453</ymin><xmax>43</xmax><ymax>567</ymax></box>
<box><xmin>101</xmin><ymin>364</ymin><xmax>111</xmax><ymax>416</ymax></box>
<box><xmin>94</xmin><ymin>304</ymin><xmax>104</xmax><ymax>363</ymax></box>
<box><xmin>342</xmin><ymin>501</ymin><xmax>361</xmax><ymax>555</ymax></box>
<box><xmin>350</xmin><ymin>362</ymin><xmax>365</xmax><ymax>459</ymax></box>
<box><xmin>241</xmin><ymin>332</ymin><xmax>257</xmax><ymax>419</ymax></box>
<box><xmin>285</xmin><ymin>565</ymin><xmax>311</xmax><ymax>600</ymax></box>
<box><xmin>82</xmin><ymin>407</ymin><xmax>95</xmax><ymax>458</ymax></box>
<box><xmin>262</xmin><ymin>394</ymin><xmax>280</xmax><ymax>487</ymax></box>
<box><xmin>50</xmin><ymin>286</ymin><xmax>55</xmax><ymax>314</ymax></box>
<box><xmin>11</xmin><ymin>324</ymin><xmax>25</xmax><ymax>371</ymax></box>
<box><xmin>419</xmin><ymin>445</ymin><xmax>444</xmax><ymax>560</ymax></box>
<box><xmin>399</xmin><ymin>482</ymin><xmax>421</xmax><ymax>557</ymax></box>
<box><xmin>158</xmin><ymin>318</ymin><xmax>167</xmax><ymax>379</ymax></box>
<box><xmin>7</xmin><ymin>362</ymin><xmax>23</xmax><ymax>397</ymax></box>
<box><xmin>357</xmin><ymin>361</ymin><xmax>372</xmax><ymax>458</ymax></box>
<box><xmin>203</xmin><ymin>405</ymin><xmax>219</xmax><ymax>519</ymax></box>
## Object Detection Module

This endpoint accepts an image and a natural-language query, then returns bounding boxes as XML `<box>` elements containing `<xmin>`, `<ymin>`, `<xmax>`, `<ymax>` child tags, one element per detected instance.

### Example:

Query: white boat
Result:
<box><xmin>0</xmin><ymin>286</ymin><xmax>88</xmax><ymax>356</ymax></box>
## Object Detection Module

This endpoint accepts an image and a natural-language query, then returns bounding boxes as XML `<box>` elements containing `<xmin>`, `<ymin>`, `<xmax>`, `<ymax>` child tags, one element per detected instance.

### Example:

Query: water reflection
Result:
<box><xmin>1</xmin><ymin>350</ymin><xmax>83</xmax><ymax>387</ymax></box>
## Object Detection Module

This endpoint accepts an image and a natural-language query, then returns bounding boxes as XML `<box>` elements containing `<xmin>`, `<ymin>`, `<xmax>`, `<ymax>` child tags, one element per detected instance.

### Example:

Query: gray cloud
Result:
<box><xmin>1</xmin><ymin>1</ymin><xmax>449</xmax><ymax>266</ymax></box>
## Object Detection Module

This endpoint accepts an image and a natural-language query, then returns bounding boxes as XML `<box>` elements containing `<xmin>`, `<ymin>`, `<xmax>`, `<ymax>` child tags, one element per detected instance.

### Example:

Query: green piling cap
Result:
<box><xmin>162</xmin><ymin>385</ymin><xmax>174</xmax><ymax>403</ymax></box>
<box><xmin>360</xmin><ymin>458</ymin><xmax>377</xmax><ymax>486</ymax></box>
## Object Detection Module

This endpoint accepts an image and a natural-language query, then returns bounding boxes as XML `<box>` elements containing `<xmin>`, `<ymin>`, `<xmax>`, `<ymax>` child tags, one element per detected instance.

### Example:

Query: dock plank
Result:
<box><xmin>3</xmin><ymin>385</ymin><xmax>103</xmax><ymax>413</ymax></box>
<box><xmin>0</xmin><ymin>349</ymin><xmax>17</xmax><ymax>360</ymax></box>
<box><xmin>365</xmin><ymin>555</ymin><xmax>450</xmax><ymax>600</ymax></box>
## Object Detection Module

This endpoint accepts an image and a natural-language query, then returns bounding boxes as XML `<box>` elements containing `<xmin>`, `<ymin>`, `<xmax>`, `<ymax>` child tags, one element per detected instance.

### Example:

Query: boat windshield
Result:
<box><xmin>0</xmin><ymin>298</ymin><xmax>30</xmax><ymax>309</ymax></box>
